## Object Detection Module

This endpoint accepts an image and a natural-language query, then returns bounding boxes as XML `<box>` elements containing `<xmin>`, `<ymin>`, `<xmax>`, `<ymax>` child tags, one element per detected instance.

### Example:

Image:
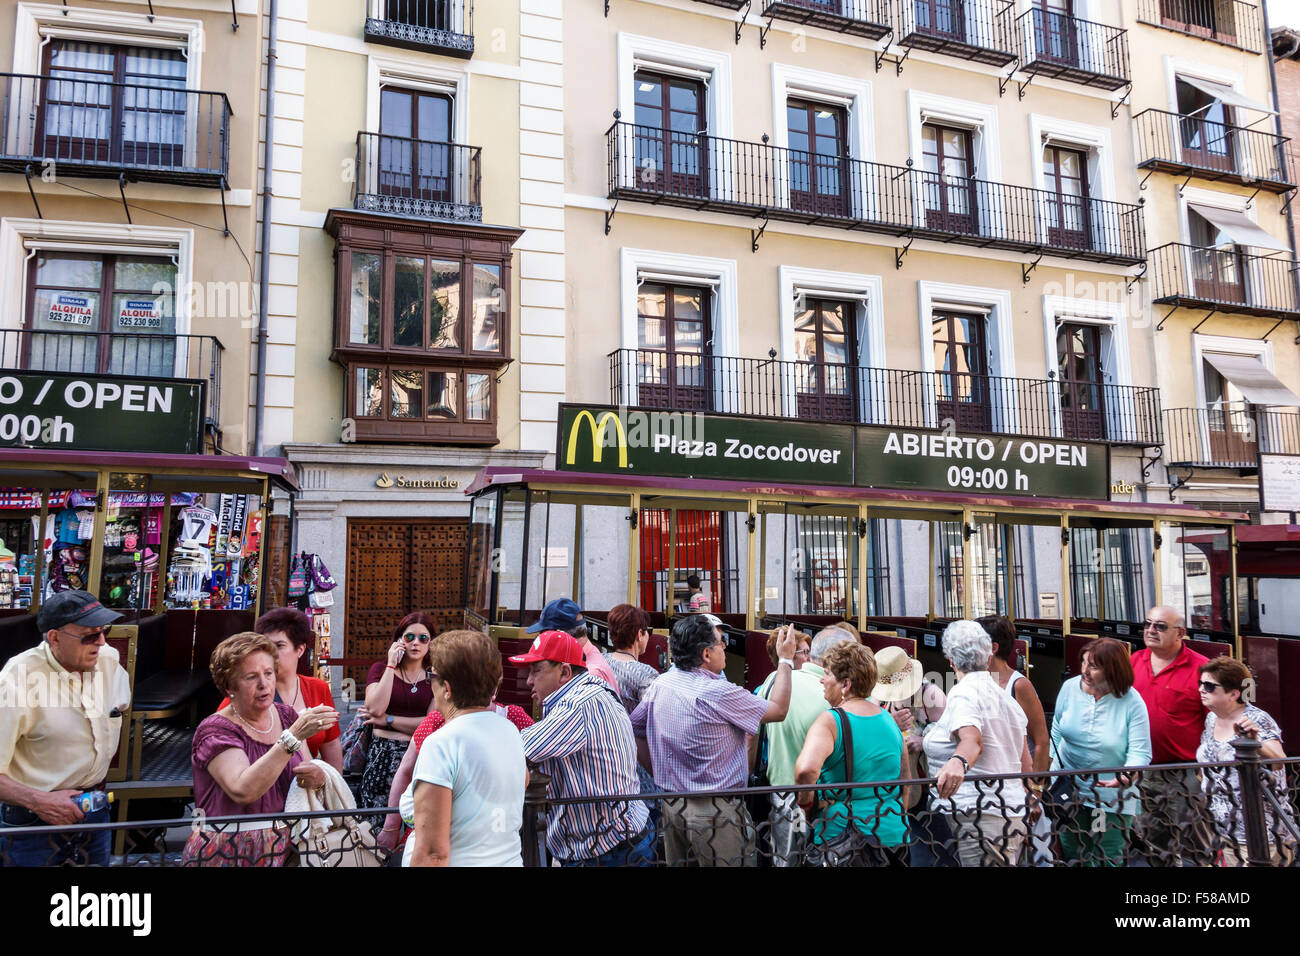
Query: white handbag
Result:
<box><xmin>285</xmin><ymin>759</ymin><xmax>386</xmax><ymax>867</ymax></box>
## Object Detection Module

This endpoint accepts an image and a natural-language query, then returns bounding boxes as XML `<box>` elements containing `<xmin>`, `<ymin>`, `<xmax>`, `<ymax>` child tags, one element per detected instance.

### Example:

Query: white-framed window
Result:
<box><xmin>0</xmin><ymin>217</ymin><xmax>196</xmax><ymax>380</ymax></box>
<box><xmin>1188</xmin><ymin>334</ymin><xmax>1300</xmax><ymax>460</ymax></box>
<box><xmin>366</xmin><ymin>55</ymin><xmax>469</xmax><ymax>146</ymax></box>
<box><xmin>1028</xmin><ymin>115</ymin><xmax>1117</xmax><ymax>255</ymax></box>
<box><xmin>1162</xmin><ymin>58</ymin><xmax>1277</xmax><ymax>181</ymax></box>
<box><xmin>1177</xmin><ymin>186</ymin><xmax>1289</xmax><ymax>311</ymax></box>
<box><xmin>771</xmin><ymin>65</ymin><xmax>872</xmax><ymax>220</ymax></box>
<box><xmin>1192</xmin><ymin>334</ymin><xmax>1275</xmax><ymax>408</ymax></box>
<box><xmin>907</xmin><ymin>91</ymin><xmax>1001</xmax><ymax>239</ymax></box>
<box><xmin>617</xmin><ymin>247</ymin><xmax>738</xmax><ymax>411</ymax></box>
<box><xmin>615</xmin><ymin>34</ymin><xmax>732</xmax><ymax>200</ymax></box>
<box><xmin>917</xmin><ymin>280</ymin><xmax>1016</xmax><ymax>432</ymax></box>
<box><xmin>1041</xmin><ymin>294</ymin><xmax>1135</xmax><ymax>442</ymax></box>
<box><xmin>778</xmin><ymin>266</ymin><xmax>884</xmax><ymax>422</ymax></box>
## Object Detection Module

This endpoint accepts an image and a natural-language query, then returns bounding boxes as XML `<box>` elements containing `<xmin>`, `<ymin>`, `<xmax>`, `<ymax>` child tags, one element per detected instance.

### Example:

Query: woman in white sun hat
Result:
<box><xmin>870</xmin><ymin>644</ymin><xmax>954</xmax><ymax>866</ymax></box>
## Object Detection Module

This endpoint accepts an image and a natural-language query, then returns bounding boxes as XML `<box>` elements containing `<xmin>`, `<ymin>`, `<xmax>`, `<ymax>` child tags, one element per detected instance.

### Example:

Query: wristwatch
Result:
<box><xmin>385</xmin><ymin>715</ymin><xmax>395</xmax><ymax>728</ymax></box>
<box><xmin>950</xmin><ymin>753</ymin><xmax>970</xmax><ymax>772</ymax></box>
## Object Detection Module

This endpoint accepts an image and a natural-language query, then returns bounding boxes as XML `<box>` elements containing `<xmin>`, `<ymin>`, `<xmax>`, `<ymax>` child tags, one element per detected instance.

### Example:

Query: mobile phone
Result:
<box><xmin>394</xmin><ymin>644</ymin><xmax>405</xmax><ymax>661</ymax></box>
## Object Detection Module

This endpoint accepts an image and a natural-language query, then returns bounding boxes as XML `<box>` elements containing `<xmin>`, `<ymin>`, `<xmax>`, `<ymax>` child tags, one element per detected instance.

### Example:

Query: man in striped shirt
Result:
<box><xmin>514</xmin><ymin>631</ymin><xmax>651</xmax><ymax>866</ymax></box>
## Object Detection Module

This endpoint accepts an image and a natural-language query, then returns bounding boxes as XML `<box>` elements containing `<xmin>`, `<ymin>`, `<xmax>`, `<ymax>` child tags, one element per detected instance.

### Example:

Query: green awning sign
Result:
<box><xmin>0</xmin><ymin>371</ymin><xmax>204</xmax><ymax>455</ymax></box>
<box><xmin>557</xmin><ymin>405</ymin><xmax>1109</xmax><ymax>500</ymax></box>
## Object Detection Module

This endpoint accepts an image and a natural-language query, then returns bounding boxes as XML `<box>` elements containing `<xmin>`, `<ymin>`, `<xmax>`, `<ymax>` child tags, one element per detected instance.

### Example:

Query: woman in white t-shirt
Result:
<box><xmin>922</xmin><ymin>619</ymin><xmax>1032</xmax><ymax>867</ymax></box>
<box><xmin>403</xmin><ymin>630</ymin><xmax>528</xmax><ymax>867</ymax></box>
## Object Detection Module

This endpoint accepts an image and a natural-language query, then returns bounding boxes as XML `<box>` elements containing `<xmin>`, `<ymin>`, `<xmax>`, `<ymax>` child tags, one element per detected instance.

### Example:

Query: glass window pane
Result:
<box><xmin>355</xmin><ymin>367</ymin><xmax>383</xmax><ymax>417</ymax></box>
<box><xmin>391</xmin><ymin>369</ymin><xmax>423</xmax><ymax>418</ymax></box>
<box><xmin>465</xmin><ymin>372</ymin><xmax>490</xmax><ymax>421</ymax></box>
<box><xmin>673</xmin><ymin>290</ymin><xmax>703</xmax><ymax>322</ymax></box>
<box><xmin>113</xmin><ymin>257</ymin><xmax>175</xmax><ymax>294</ymax></box>
<box><xmin>393</xmin><ymin>256</ymin><xmax>424</xmax><ymax>348</ymax></box>
<box><xmin>429</xmin><ymin>259</ymin><xmax>460</xmax><ymax>350</ymax></box>
<box><xmin>349</xmin><ymin>253</ymin><xmax>381</xmax><ymax>346</ymax></box>
<box><xmin>637</xmin><ymin>284</ymin><xmax>667</xmax><ymax>318</ymax></box>
<box><xmin>472</xmin><ymin>262</ymin><xmax>503</xmax><ymax>352</ymax></box>
<box><xmin>427</xmin><ymin>372</ymin><xmax>458</xmax><ymax>419</ymax></box>
<box><xmin>32</xmin><ymin>287</ymin><xmax>101</xmax><ymax>332</ymax></box>
<box><xmin>36</xmin><ymin>253</ymin><xmax>102</xmax><ymax>289</ymax></box>
<box><xmin>638</xmin><ymin>316</ymin><xmax>666</xmax><ymax>350</ymax></box>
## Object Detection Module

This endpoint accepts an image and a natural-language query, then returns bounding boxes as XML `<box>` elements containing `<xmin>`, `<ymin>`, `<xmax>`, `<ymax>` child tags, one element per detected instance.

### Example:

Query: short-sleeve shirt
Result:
<box><xmin>218</xmin><ymin>674</ymin><xmax>340</xmax><ymax>758</ymax></box>
<box><xmin>1131</xmin><ymin>644</ymin><xmax>1209</xmax><ymax>764</ymax></box>
<box><xmin>687</xmin><ymin>591</ymin><xmax>711</xmax><ymax>613</ymax></box>
<box><xmin>757</xmin><ymin>668</ymin><xmax>829</xmax><ymax>786</ymax></box>
<box><xmin>1197</xmin><ymin>705</ymin><xmax>1295</xmax><ymax>844</ymax></box>
<box><xmin>366</xmin><ymin>660</ymin><xmax>433</xmax><ymax>719</ymax></box>
<box><xmin>582</xmin><ymin>645</ymin><xmax>620</xmax><ymax>690</ymax></box>
<box><xmin>922</xmin><ymin>671</ymin><xmax>1027</xmax><ymax>812</ymax></box>
<box><xmin>607</xmin><ymin>656</ymin><xmax>660</xmax><ymax>711</ymax></box>
<box><xmin>629</xmin><ymin>667</ymin><xmax>770</xmax><ymax>791</ymax></box>
<box><xmin>401</xmin><ymin>710</ymin><xmax>527</xmax><ymax>867</ymax></box>
<box><xmin>191</xmin><ymin>703</ymin><xmax>305</xmax><ymax>816</ymax></box>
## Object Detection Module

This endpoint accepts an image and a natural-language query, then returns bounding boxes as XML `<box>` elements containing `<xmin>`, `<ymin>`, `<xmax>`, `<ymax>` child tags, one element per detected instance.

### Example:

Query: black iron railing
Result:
<box><xmin>1137</xmin><ymin>0</ymin><xmax>1263</xmax><ymax>51</ymax></box>
<box><xmin>365</xmin><ymin>0</ymin><xmax>474</xmax><ymax>56</ymax></box>
<box><xmin>354</xmin><ymin>131</ymin><xmax>482</xmax><ymax>222</ymax></box>
<box><xmin>0</xmin><ymin>73</ymin><xmax>229</xmax><ymax>188</ymax></box>
<box><xmin>1149</xmin><ymin>242</ymin><xmax>1300</xmax><ymax>317</ymax></box>
<box><xmin>1165</xmin><ymin>403</ymin><xmax>1300</xmax><ymax>467</ymax></box>
<box><xmin>1135</xmin><ymin>109</ymin><xmax>1292</xmax><ymax>192</ymax></box>
<box><xmin>0</xmin><ymin>330</ymin><xmax>223</xmax><ymax>428</ymax></box>
<box><xmin>1012</xmin><ymin>7</ymin><xmax>1130</xmax><ymax>89</ymax></box>
<box><xmin>610</xmin><ymin>348</ymin><xmax>1163</xmax><ymax>445</ymax></box>
<box><xmin>761</xmin><ymin>0</ymin><xmax>892</xmax><ymax>39</ymax></box>
<box><xmin>607</xmin><ymin>122</ymin><xmax>1145</xmax><ymax>263</ymax></box>
<box><xmin>892</xmin><ymin>0</ymin><xmax>1018</xmax><ymax>65</ymax></box>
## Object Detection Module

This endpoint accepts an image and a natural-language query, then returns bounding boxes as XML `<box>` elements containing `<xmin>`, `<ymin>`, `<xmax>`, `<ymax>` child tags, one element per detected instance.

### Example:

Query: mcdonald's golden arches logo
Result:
<box><xmin>565</xmin><ymin>409</ymin><xmax>629</xmax><ymax>469</ymax></box>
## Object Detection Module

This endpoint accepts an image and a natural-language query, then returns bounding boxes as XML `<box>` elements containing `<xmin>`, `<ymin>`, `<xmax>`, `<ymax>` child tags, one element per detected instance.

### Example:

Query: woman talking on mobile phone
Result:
<box><xmin>356</xmin><ymin>611</ymin><xmax>438</xmax><ymax>826</ymax></box>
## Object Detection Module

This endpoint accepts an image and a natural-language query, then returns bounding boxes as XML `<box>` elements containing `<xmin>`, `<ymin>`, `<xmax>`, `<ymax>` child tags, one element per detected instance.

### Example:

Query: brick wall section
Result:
<box><xmin>1276</xmin><ymin>57</ymin><xmax>1300</xmax><ymax>163</ymax></box>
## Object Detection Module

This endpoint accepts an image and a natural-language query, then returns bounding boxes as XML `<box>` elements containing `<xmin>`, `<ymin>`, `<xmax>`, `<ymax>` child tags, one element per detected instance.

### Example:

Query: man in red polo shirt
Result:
<box><xmin>1130</xmin><ymin>604</ymin><xmax>1211</xmax><ymax>865</ymax></box>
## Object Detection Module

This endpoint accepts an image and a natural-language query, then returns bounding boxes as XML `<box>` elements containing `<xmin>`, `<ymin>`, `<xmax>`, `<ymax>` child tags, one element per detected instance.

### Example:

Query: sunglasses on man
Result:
<box><xmin>60</xmin><ymin>627</ymin><xmax>108</xmax><ymax>645</ymax></box>
<box><xmin>1143</xmin><ymin>620</ymin><xmax>1173</xmax><ymax>633</ymax></box>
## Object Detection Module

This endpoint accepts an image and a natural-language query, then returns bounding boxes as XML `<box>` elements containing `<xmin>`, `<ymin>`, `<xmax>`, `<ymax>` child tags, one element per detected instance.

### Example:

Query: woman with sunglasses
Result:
<box><xmin>1196</xmin><ymin>656</ymin><xmax>1296</xmax><ymax>865</ymax></box>
<box><xmin>357</xmin><ymin>612</ymin><xmax>438</xmax><ymax>825</ymax></box>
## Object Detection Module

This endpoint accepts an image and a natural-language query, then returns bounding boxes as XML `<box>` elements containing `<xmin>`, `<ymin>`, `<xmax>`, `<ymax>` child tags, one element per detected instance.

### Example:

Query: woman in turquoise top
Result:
<box><xmin>1050</xmin><ymin>637</ymin><xmax>1152</xmax><ymax>866</ymax></box>
<box><xmin>795</xmin><ymin>641</ymin><xmax>909</xmax><ymax>864</ymax></box>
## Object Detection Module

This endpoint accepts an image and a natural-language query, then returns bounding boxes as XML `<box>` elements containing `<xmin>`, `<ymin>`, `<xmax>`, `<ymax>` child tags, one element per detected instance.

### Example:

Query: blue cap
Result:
<box><xmin>526</xmin><ymin>597</ymin><xmax>583</xmax><ymax>634</ymax></box>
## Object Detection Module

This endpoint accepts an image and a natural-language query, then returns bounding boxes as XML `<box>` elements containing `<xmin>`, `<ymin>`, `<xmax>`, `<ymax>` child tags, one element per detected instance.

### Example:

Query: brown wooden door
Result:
<box><xmin>787</xmin><ymin>99</ymin><xmax>850</xmax><ymax>218</ymax></box>
<box><xmin>1057</xmin><ymin>322</ymin><xmax>1106</xmax><ymax>441</ymax></box>
<box><xmin>932</xmin><ymin>310</ymin><xmax>992</xmax><ymax>432</ymax></box>
<box><xmin>344</xmin><ymin>517</ymin><xmax>468</xmax><ymax>683</ymax></box>
<box><xmin>632</xmin><ymin>70</ymin><xmax>707</xmax><ymax>200</ymax></box>
<box><xmin>1044</xmin><ymin>144</ymin><xmax>1091</xmax><ymax>251</ymax></box>
<box><xmin>922</xmin><ymin>123</ymin><xmax>978</xmax><ymax>236</ymax></box>
<box><xmin>794</xmin><ymin>297</ymin><xmax>856</xmax><ymax>422</ymax></box>
<box><xmin>636</xmin><ymin>282</ymin><xmax>712</xmax><ymax>411</ymax></box>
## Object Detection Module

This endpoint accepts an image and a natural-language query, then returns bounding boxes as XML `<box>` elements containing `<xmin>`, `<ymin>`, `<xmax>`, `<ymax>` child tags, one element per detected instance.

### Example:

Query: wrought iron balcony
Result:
<box><xmin>0</xmin><ymin>330</ymin><xmax>224</xmax><ymax>429</ymax></box>
<box><xmin>1149</xmin><ymin>243</ymin><xmax>1300</xmax><ymax>318</ymax></box>
<box><xmin>354</xmin><ymin>132</ymin><xmax>482</xmax><ymax>222</ymax></box>
<box><xmin>1135</xmin><ymin>109</ymin><xmax>1293</xmax><ymax>192</ymax></box>
<box><xmin>1011</xmin><ymin>7</ymin><xmax>1130</xmax><ymax>90</ymax></box>
<box><xmin>610</xmin><ymin>348</ymin><xmax>1163</xmax><ymax>446</ymax></box>
<box><xmin>892</xmin><ymin>0</ymin><xmax>1018</xmax><ymax>66</ymax></box>
<box><xmin>1136</xmin><ymin>0</ymin><xmax>1263</xmax><ymax>52</ymax></box>
<box><xmin>1165</xmin><ymin>403</ymin><xmax>1300</xmax><ymax>468</ymax></box>
<box><xmin>761</xmin><ymin>0</ymin><xmax>892</xmax><ymax>41</ymax></box>
<box><xmin>606</xmin><ymin>121</ymin><xmax>1145</xmax><ymax>264</ymax></box>
<box><xmin>365</xmin><ymin>0</ymin><xmax>474</xmax><ymax>57</ymax></box>
<box><xmin>0</xmin><ymin>73</ymin><xmax>229</xmax><ymax>188</ymax></box>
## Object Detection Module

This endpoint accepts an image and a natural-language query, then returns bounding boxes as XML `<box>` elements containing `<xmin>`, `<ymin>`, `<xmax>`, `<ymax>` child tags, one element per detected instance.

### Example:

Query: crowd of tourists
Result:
<box><xmin>0</xmin><ymin>589</ymin><xmax>1295</xmax><ymax>867</ymax></box>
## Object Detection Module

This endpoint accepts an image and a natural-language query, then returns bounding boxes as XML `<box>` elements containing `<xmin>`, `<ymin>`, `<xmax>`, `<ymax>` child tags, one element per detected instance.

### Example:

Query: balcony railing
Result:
<box><xmin>1149</xmin><ymin>243</ymin><xmax>1300</xmax><ymax>318</ymax></box>
<box><xmin>1011</xmin><ymin>7</ymin><xmax>1129</xmax><ymax>90</ymax></box>
<box><xmin>365</xmin><ymin>0</ymin><xmax>474</xmax><ymax>57</ymax></box>
<box><xmin>607</xmin><ymin>121</ymin><xmax>1145</xmax><ymax>264</ymax></box>
<box><xmin>1136</xmin><ymin>0</ymin><xmax>1263</xmax><ymax>51</ymax></box>
<box><xmin>0</xmin><ymin>73</ymin><xmax>229</xmax><ymax>188</ymax></box>
<box><xmin>891</xmin><ymin>0</ymin><xmax>1018</xmax><ymax>66</ymax></box>
<box><xmin>1165</xmin><ymin>403</ymin><xmax>1300</xmax><ymax>467</ymax></box>
<box><xmin>761</xmin><ymin>0</ymin><xmax>892</xmax><ymax>40</ymax></box>
<box><xmin>354</xmin><ymin>132</ymin><xmax>482</xmax><ymax>222</ymax></box>
<box><xmin>1134</xmin><ymin>109</ymin><xmax>1293</xmax><ymax>192</ymax></box>
<box><xmin>0</xmin><ymin>330</ymin><xmax>223</xmax><ymax>429</ymax></box>
<box><xmin>610</xmin><ymin>349</ymin><xmax>1163</xmax><ymax>446</ymax></box>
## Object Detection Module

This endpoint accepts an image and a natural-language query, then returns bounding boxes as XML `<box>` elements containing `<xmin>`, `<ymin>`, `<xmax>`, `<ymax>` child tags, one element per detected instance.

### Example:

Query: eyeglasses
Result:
<box><xmin>1199</xmin><ymin>680</ymin><xmax>1223</xmax><ymax>693</ymax></box>
<box><xmin>1143</xmin><ymin>620</ymin><xmax>1172</xmax><ymax>633</ymax></box>
<box><xmin>401</xmin><ymin>633</ymin><xmax>431</xmax><ymax>644</ymax></box>
<box><xmin>60</xmin><ymin>627</ymin><xmax>107</xmax><ymax>645</ymax></box>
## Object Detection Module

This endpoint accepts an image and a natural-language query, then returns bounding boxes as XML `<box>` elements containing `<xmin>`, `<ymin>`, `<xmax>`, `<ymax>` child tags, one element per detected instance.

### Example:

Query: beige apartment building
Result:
<box><xmin>276</xmin><ymin>1</ymin><xmax>553</xmax><ymax>667</ymax></box>
<box><xmin>1122</xmin><ymin>0</ymin><xmax>1300</xmax><ymax>523</ymax></box>
<box><xmin>561</xmin><ymin>0</ymin><xmax>1173</xmax><ymax>623</ymax></box>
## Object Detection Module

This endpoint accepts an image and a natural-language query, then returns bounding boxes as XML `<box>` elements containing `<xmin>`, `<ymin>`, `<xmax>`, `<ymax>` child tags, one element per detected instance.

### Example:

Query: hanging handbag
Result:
<box><xmin>310</xmin><ymin>553</ymin><xmax>338</xmax><ymax>592</ymax></box>
<box><xmin>286</xmin><ymin>761</ymin><xmax>386</xmax><ymax>868</ymax></box>
<box><xmin>805</xmin><ymin>708</ymin><xmax>890</xmax><ymax>867</ymax></box>
<box><xmin>340</xmin><ymin>711</ymin><xmax>373</xmax><ymax>775</ymax></box>
<box><xmin>287</xmin><ymin>554</ymin><xmax>309</xmax><ymax>599</ymax></box>
<box><xmin>745</xmin><ymin>679</ymin><xmax>774</xmax><ymax>828</ymax></box>
<box><xmin>309</xmin><ymin>588</ymin><xmax>335</xmax><ymax>608</ymax></box>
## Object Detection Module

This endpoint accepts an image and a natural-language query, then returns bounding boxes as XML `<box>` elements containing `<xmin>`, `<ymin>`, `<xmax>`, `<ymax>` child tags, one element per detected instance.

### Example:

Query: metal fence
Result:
<box><xmin>609</xmin><ymin>348</ymin><xmax>1164</xmax><ymax>446</ymax></box>
<box><xmin>1136</xmin><ymin>0</ymin><xmax>1263</xmax><ymax>51</ymax></box>
<box><xmin>364</xmin><ymin>0</ymin><xmax>475</xmax><ymax>55</ymax></box>
<box><xmin>1149</xmin><ymin>243</ymin><xmax>1300</xmax><ymax>316</ymax></box>
<box><xmin>3</xmin><ymin>750</ymin><xmax>1296</xmax><ymax>867</ymax></box>
<box><xmin>0</xmin><ymin>330</ymin><xmax>223</xmax><ymax>429</ymax></box>
<box><xmin>1134</xmin><ymin>109</ymin><xmax>1292</xmax><ymax>191</ymax></box>
<box><xmin>0</xmin><ymin>73</ymin><xmax>229</xmax><ymax>188</ymax></box>
<box><xmin>607</xmin><ymin>122</ymin><xmax>1145</xmax><ymax>263</ymax></box>
<box><xmin>1165</xmin><ymin>403</ymin><xmax>1300</xmax><ymax>467</ymax></box>
<box><xmin>760</xmin><ymin>0</ymin><xmax>892</xmax><ymax>39</ymax></box>
<box><xmin>353</xmin><ymin>131</ymin><xmax>482</xmax><ymax>222</ymax></box>
<box><xmin>890</xmin><ymin>0</ymin><xmax>1018</xmax><ymax>64</ymax></box>
<box><xmin>1011</xmin><ymin>7</ymin><xmax>1130</xmax><ymax>89</ymax></box>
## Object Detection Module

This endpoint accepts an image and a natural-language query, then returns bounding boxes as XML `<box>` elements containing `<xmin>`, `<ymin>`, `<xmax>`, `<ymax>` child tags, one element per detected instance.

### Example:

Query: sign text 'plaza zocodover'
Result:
<box><xmin>557</xmin><ymin>405</ymin><xmax>1109</xmax><ymax>500</ymax></box>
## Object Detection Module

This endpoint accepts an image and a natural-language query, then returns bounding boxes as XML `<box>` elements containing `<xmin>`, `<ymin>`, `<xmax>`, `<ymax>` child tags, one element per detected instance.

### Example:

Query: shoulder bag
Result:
<box><xmin>805</xmin><ymin>708</ymin><xmax>891</xmax><ymax>867</ymax></box>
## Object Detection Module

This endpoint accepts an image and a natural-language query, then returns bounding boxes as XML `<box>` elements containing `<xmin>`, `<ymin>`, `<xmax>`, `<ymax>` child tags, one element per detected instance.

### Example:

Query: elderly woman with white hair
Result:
<box><xmin>921</xmin><ymin>620</ymin><xmax>1032</xmax><ymax>867</ymax></box>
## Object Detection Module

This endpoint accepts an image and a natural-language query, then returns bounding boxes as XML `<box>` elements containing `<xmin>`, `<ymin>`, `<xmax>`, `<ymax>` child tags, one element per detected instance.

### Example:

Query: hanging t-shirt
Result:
<box><xmin>179</xmin><ymin>506</ymin><xmax>217</xmax><ymax>547</ymax></box>
<box><xmin>55</xmin><ymin>509</ymin><xmax>81</xmax><ymax>545</ymax></box>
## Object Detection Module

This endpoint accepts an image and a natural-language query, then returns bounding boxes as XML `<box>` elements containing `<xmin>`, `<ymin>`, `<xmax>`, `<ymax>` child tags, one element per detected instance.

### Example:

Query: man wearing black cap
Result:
<box><xmin>0</xmin><ymin>590</ymin><xmax>130</xmax><ymax>866</ymax></box>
